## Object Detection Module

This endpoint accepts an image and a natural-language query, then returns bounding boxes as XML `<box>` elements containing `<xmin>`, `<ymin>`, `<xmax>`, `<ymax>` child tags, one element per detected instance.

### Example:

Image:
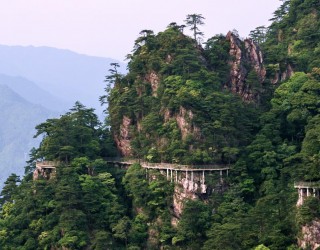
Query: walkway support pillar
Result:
<box><xmin>202</xmin><ymin>171</ymin><xmax>205</xmax><ymax>185</ymax></box>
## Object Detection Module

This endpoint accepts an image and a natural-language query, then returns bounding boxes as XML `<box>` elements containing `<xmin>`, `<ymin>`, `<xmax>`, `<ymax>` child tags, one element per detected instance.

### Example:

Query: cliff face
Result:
<box><xmin>174</xmin><ymin>107</ymin><xmax>200</xmax><ymax>141</ymax></box>
<box><xmin>299</xmin><ymin>220</ymin><xmax>320</xmax><ymax>250</ymax></box>
<box><xmin>150</xmin><ymin>168</ymin><xmax>226</xmax><ymax>225</ymax></box>
<box><xmin>271</xmin><ymin>64</ymin><xmax>294</xmax><ymax>84</ymax></box>
<box><xmin>226</xmin><ymin>31</ymin><xmax>266</xmax><ymax>101</ymax></box>
<box><xmin>115</xmin><ymin>106</ymin><xmax>201</xmax><ymax>157</ymax></box>
<box><xmin>114</xmin><ymin>116</ymin><xmax>133</xmax><ymax>156</ymax></box>
<box><xmin>172</xmin><ymin>171</ymin><xmax>207</xmax><ymax>219</ymax></box>
<box><xmin>145</xmin><ymin>71</ymin><xmax>160</xmax><ymax>96</ymax></box>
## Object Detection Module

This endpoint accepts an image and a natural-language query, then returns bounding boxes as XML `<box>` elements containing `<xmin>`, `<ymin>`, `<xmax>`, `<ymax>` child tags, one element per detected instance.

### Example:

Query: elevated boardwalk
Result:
<box><xmin>105</xmin><ymin>158</ymin><xmax>230</xmax><ymax>171</ymax></box>
<box><xmin>294</xmin><ymin>181</ymin><xmax>320</xmax><ymax>206</ymax></box>
<box><xmin>106</xmin><ymin>158</ymin><xmax>230</xmax><ymax>193</ymax></box>
<box><xmin>294</xmin><ymin>181</ymin><xmax>320</xmax><ymax>189</ymax></box>
<box><xmin>140</xmin><ymin>162</ymin><xmax>229</xmax><ymax>171</ymax></box>
<box><xmin>33</xmin><ymin>161</ymin><xmax>58</xmax><ymax>180</ymax></box>
<box><xmin>36</xmin><ymin>161</ymin><xmax>57</xmax><ymax>169</ymax></box>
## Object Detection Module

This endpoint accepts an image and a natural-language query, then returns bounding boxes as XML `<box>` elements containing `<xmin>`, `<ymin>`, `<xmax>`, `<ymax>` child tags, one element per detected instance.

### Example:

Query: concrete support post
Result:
<box><xmin>202</xmin><ymin>171</ymin><xmax>205</xmax><ymax>185</ymax></box>
<box><xmin>170</xmin><ymin>169</ymin><xmax>173</xmax><ymax>183</ymax></box>
<box><xmin>175</xmin><ymin>170</ymin><xmax>178</xmax><ymax>183</ymax></box>
<box><xmin>297</xmin><ymin>188</ymin><xmax>304</xmax><ymax>206</ymax></box>
<box><xmin>307</xmin><ymin>188</ymin><xmax>310</xmax><ymax>197</ymax></box>
<box><xmin>220</xmin><ymin>170</ymin><xmax>223</xmax><ymax>183</ymax></box>
<box><xmin>191</xmin><ymin>171</ymin><xmax>194</xmax><ymax>183</ymax></box>
<box><xmin>186</xmin><ymin>171</ymin><xmax>188</xmax><ymax>181</ymax></box>
<box><xmin>167</xmin><ymin>169</ymin><xmax>169</xmax><ymax>180</ymax></box>
<box><xmin>314</xmin><ymin>188</ymin><xmax>316</xmax><ymax>197</ymax></box>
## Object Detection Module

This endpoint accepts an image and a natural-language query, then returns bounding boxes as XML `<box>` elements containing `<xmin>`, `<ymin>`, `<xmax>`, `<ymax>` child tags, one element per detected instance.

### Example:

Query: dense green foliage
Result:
<box><xmin>0</xmin><ymin>105</ymin><xmax>174</xmax><ymax>249</ymax></box>
<box><xmin>262</xmin><ymin>0</ymin><xmax>320</xmax><ymax>75</ymax></box>
<box><xmin>107</xmin><ymin>22</ymin><xmax>260</xmax><ymax>165</ymax></box>
<box><xmin>1</xmin><ymin>1</ymin><xmax>320</xmax><ymax>249</ymax></box>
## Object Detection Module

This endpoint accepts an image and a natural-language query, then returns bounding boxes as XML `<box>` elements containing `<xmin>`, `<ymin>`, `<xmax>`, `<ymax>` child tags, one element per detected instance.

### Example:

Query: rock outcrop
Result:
<box><xmin>168</xmin><ymin>170</ymin><xmax>226</xmax><ymax>219</ymax></box>
<box><xmin>145</xmin><ymin>71</ymin><xmax>160</xmax><ymax>96</ymax></box>
<box><xmin>244</xmin><ymin>38</ymin><xmax>266</xmax><ymax>82</ymax></box>
<box><xmin>175</xmin><ymin>107</ymin><xmax>201</xmax><ymax>141</ymax></box>
<box><xmin>271</xmin><ymin>64</ymin><xmax>294</xmax><ymax>84</ymax></box>
<box><xmin>226</xmin><ymin>31</ymin><xmax>266</xmax><ymax>101</ymax></box>
<box><xmin>116</xmin><ymin>105</ymin><xmax>201</xmax><ymax>157</ymax></box>
<box><xmin>114</xmin><ymin>116</ymin><xmax>133</xmax><ymax>156</ymax></box>
<box><xmin>299</xmin><ymin>220</ymin><xmax>320</xmax><ymax>250</ymax></box>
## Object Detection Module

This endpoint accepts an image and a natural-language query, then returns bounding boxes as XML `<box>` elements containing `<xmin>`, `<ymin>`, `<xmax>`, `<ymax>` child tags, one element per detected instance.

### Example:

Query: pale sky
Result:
<box><xmin>0</xmin><ymin>0</ymin><xmax>281</xmax><ymax>61</ymax></box>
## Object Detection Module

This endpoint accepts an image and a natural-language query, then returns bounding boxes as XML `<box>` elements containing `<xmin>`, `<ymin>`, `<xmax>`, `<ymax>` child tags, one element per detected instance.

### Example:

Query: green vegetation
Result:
<box><xmin>184</xmin><ymin>13</ymin><xmax>205</xmax><ymax>43</ymax></box>
<box><xmin>0</xmin><ymin>105</ymin><xmax>174</xmax><ymax>249</ymax></box>
<box><xmin>1</xmin><ymin>1</ymin><xmax>320</xmax><ymax>249</ymax></box>
<box><xmin>262</xmin><ymin>0</ymin><xmax>320</xmax><ymax>75</ymax></box>
<box><xmin>107</xmin><ymin>20</ymin><xmax>260</xmax><ymax>165</ymax></box>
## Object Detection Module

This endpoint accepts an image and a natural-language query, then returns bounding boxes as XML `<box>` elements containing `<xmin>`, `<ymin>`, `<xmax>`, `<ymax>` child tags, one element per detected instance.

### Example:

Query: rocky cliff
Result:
<box><xmin>299</xmin><ymin>220</ymin><xmax>320</xmax><ymax>250</ymax></box>
<box><xmin>150</xmin><ymin>168</ymin><xmax>227</xmax><ymax>226</ymax></box>
<box><xmin>114</xmin><ymin>116</ymin><xmax>133</xmax><ymax>157</ymax></box>
<box><xmin>226</xmin><ymin>31</ymin><xmax>266</xmax><ymax>101</ymax></box>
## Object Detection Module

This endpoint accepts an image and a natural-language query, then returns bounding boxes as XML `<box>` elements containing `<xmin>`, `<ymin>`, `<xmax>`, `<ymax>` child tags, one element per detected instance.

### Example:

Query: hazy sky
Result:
<box><xmin>0</xmin><ymin>0</ymin><xmax>281</xmax><ymax>61</ymax></box>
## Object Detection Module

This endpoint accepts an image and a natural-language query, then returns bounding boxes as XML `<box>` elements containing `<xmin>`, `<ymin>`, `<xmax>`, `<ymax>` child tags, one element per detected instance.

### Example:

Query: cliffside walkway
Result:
<box><xmin>294</xmin><ymin>181</ymin><xmax>320</xmax><ymax>206</ymax></box>
<box><xmin>105</xmin><ymin>158</ymin><xmax>230</xmax><ymax>171</ymax></box>
<box><xmin>33</xmin><ymin>161</ymin><xmax>58</xmax><ymax>180</ymax></box>
<box><xmin>105</xmin><ymin>158</ymin><xmax>230</xmax><ymax>191</ymax></box>
<box><xmin>36</xmin><ymin>161</ymin><xmax>57</xmax><ymax>169</ymax></box>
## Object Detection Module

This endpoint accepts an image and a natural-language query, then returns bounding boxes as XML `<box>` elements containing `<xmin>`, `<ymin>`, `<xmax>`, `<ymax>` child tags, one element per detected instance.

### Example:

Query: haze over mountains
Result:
<box><xmin>0</xmin><ymin>84</ymin><xmax>53</xmax><ymax>185</ymax></box>
<box><xmin>0</xmin><ymin>45</ymin><xmax>126</xmax><ymax>115</ymax></box>
<box><xmin>0</xmin><ymin>44</ymin><xmax>125</xmax><ymax>185</ymax></box>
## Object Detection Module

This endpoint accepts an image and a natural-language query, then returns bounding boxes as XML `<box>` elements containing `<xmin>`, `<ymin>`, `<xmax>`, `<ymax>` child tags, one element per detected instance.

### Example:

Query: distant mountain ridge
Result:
<box><xmin>0</xmin><ymin>45</ymin><xmax>125</xmax><ymax>186</ymax></box>
<box><xmin>0</xmin><ymin>84</ymin><xmax>56</xmax><ymax>185</ymax></box>
<box><xmin>0</xmin><ymin>74</ymin><xmax>68</xmax><ymax>111</ymax></box>
<box><xmin>0</xmin><ymin>44</ymin><xmax>126</xmax><ymax>116</ymax></box>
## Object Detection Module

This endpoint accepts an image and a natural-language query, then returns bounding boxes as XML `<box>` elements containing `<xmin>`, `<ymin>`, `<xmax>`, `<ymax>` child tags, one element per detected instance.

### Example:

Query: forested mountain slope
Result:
<box><xmin>106</xmin><ymin>27</ymin><xmax>266</xmax><ymax>165</ymax></box>
<box><xmin>1</xmin><ymin>1</ymin><xmax>320</xmax><ymax>249</ymax></box>
<box><xmin>261</xmin><ymin>0</ymin><xmax>320</xmax><ymax>82</ymax></box>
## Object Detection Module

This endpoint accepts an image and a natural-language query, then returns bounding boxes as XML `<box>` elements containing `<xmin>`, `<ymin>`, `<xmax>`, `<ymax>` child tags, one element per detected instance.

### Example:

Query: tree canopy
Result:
<box><xmin>2</xmin><ymin>3</ymin><xmax>320</xmax><ymax>249</ymax></box>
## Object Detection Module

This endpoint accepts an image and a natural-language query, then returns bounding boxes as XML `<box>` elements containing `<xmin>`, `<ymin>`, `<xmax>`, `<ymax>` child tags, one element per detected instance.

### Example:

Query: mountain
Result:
<box><xmin>0</xmin><ymin>45</ymin><xmax>126</xmax><ymax>117</ymax></box>
<box><xmin>2</xmin><ymin>1</ymin><xmax>320</xmax><ymax>249</ymax></box>
<box><xmin>107</xmin><ymin>28</ymin><xmax>263</xmax><ymax>164</ymax></box>
<box><xmin>0</xmin><ymin>74</ymin><xmax>68</xmax><ymax>111</ymax></box>
<box><xmin>0</xmin><ymin>84</ymin><xmax>56</xmax><ymax>185</ymax></box>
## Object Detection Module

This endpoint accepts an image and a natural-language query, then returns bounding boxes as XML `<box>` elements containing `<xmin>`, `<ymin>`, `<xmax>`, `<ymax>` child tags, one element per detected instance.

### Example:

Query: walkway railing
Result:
<box><xmin>36</xmin><ymin>161</ymin><xmax>58</xmax><ymax>169</ymax></box>
<box><xmin>294</xmin><ymin>181</ymin><xmax>320</xmax><ymax>188</ymax></box>
<box><xmin>105</xmin><ymin>158</ymin><xmax>230</xmax><ymax>171</ymax></box>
